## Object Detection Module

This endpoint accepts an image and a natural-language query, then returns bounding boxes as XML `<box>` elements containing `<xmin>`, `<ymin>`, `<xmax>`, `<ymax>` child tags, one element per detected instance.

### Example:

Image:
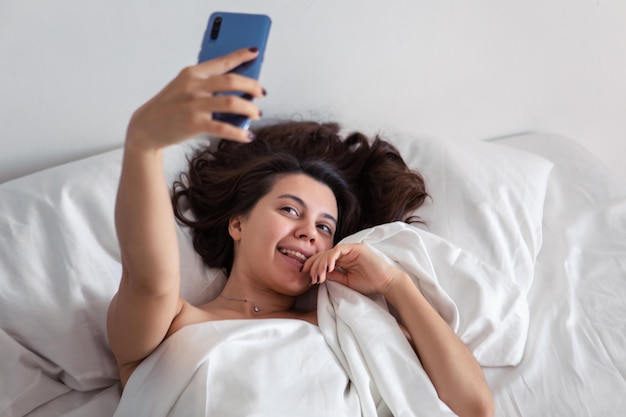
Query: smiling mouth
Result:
<box><xmin>277</xmin><ymin>247</ymin><xmax>309</xmax><ymax>263</ymax></box>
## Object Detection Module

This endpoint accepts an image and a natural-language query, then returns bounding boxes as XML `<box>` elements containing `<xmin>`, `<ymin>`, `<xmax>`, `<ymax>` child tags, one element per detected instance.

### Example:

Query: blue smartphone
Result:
<box><xmin>198</xmin><ymin>12</ymin><xmax>271</xmax><ymax>130</ymax></box>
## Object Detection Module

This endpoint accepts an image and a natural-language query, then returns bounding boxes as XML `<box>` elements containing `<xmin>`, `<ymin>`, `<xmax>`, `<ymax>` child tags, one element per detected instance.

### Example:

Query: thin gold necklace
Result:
<box><xmin>219</xmin><ymin>295</ymin><xmax>261</xmax><ymax>312</ymax></box>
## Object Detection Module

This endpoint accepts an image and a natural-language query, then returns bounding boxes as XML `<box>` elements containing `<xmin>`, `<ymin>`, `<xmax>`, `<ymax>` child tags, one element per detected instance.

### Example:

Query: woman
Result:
<box><xmin>107</xmin><ymin>47</ymin><xmax>494</xmax><ymax>417</ymax></box>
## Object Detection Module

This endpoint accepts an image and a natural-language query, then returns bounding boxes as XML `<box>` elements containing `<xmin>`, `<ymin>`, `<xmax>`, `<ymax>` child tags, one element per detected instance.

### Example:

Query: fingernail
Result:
<box><xmin>262</xmin><ymin>88</ymin><xmax>267</xmax><ymax>96</ymax></box>
<box><xmin>316</xmin><ymin>275</ymin><xmax>320</xmax><ymax>284</ymax></box>
<box><xmin>249</xmin><ymin>47</ymin><xmax>259</xmax><ymax>53</ymax></box>
<box><xmin>259</xmin><ymin>110</ymin><xmax>263</xmax><ymax>118</ymax></box>
<box><xmin>247</xmin><ymin>132</ymin><xmax>256</xmax><ymax>141</ymax></box>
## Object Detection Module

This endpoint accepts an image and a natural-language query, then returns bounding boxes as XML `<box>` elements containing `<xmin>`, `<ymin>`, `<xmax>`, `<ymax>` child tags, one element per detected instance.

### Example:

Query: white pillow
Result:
<box><xmin>389</xmin><ymin>134</ymin><xmax>553</xmax><ymax>293</ymax></box>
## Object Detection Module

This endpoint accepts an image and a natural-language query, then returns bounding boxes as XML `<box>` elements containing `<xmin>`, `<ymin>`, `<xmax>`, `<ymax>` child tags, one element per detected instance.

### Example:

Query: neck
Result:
<box><xmin>219</xmin><ymin>277</ymin><xmax>296</xmax><ymax>315</ymax></box>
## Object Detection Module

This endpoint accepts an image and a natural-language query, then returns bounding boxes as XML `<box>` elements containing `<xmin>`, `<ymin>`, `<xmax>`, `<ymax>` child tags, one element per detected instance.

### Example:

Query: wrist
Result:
<box><xmin>121</xmin><ymin>137</ymin><xmax>164</xmax><ymax>175</ymax></box>
<box><xmin>124</xmin><ymin>108</ymin><xmax>165</xmax><ymax>154</ymax></box>
<box><xmin>382</xmin><ymin>272</ymin><xmax>428</xmax><ymax>316</ymax></box>
<box><xmin>124</xmin><ymin>128</ymin><xmax>163</xmax><ymax>156</ymax></box>
<box><xmin>380</xmin><ymin>270</ymin><xmax>412</xmax><ymax>298</ymax></box>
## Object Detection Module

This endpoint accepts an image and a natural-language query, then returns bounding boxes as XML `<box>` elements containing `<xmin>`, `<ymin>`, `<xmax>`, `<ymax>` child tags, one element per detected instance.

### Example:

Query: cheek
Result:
<box><xmin>319</xmin><ymin>236</ymin><xmax>335</xmax><ymax>251</ymax></box>
<box><xmin>258</xmin><ymin>215</ymin><xmax>291</xmax><ymax>244</ymax></box>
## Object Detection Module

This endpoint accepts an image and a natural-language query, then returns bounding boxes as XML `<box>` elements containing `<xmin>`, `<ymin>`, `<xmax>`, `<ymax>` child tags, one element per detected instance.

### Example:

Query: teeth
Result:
<box><xmin>278</xmin><ymin>248</ymin><xmax>308</xmax><ymax>262</ymax></box>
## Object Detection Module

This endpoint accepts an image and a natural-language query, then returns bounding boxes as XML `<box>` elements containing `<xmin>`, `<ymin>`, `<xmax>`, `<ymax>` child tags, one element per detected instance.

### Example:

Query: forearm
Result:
<box><xmin>385</xmin><ymin>274</ymin><xmax>494</xmax><ymax>417</ymax></box>
<box><xmin>115</xmin><ymin>139</ymin><xmax>180</xmax><ymax>295</ymax></box>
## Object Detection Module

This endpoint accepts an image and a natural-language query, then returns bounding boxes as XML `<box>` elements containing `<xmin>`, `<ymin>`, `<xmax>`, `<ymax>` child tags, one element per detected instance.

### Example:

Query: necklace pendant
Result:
<box><xmin>253</xmin><ymin>306</ymin><xmax>260</xmax><ymax>313</ymax></box>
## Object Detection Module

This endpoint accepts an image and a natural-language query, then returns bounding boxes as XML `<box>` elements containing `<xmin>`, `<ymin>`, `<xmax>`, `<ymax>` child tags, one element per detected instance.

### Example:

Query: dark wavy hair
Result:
<box><xmin>172</xmin><ymin>121</ymin><xmax>429</xmax><ymax>274</ymax></box>
<box><xmin>248</xmin><ymin>121</ymin><xmax>429</xmax><ymax>228</ymax></box>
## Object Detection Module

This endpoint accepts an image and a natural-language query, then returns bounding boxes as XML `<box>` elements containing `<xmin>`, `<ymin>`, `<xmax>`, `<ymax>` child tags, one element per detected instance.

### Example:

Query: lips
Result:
<box><xmin>277</xmin><ymin>247</ymin><xmax>310</xmax><ymax>264</ymax></box>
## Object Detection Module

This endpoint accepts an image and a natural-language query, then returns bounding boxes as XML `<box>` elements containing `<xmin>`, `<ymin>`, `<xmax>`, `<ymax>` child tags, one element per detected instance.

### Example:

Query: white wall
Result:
<box><xmin>1</xmin><ymin>0</ymin><xmax>625</xmax><ymax>183</ymax></box>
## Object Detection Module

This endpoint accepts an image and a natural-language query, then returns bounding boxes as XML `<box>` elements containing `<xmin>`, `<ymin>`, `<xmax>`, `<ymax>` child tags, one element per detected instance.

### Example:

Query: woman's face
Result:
<box><xmin>229</xmin><ymin>173</ymin><xmax>338</xmax><ymax>295</ymax></box>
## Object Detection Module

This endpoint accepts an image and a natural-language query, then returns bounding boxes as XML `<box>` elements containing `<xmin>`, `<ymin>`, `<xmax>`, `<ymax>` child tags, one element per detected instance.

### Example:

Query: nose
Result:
<box><xmin>296</xmin><ymin>221</ymin><xmax>318</xmax><ymax>243</ymax></box>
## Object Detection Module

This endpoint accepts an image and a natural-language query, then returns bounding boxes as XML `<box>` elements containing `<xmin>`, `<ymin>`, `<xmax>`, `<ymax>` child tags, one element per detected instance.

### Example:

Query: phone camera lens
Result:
<box><xmin>210</xmin><ymin>17</ymin><xmax>222</xmax><ymax>40</ymax></box>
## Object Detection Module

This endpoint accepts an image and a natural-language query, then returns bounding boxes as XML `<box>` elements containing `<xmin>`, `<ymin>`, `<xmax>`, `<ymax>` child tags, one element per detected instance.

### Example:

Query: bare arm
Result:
<box><xmin>305</xmin><ymin>244</ymin><xmax>495</xmax><ymax>417</ymax></box>
<box><xmin>107</xmin><ymin>48</ymin><xmax>266</xmax><ymax>377</ymax></box>
<box><xmin>106</xmin><ymin>143</ymin><xmax>182</xmax><ymax>371</ymax></box>
<box><xmin>384</xmin><ymin>273</ymin><xmax>494</xmax><ymax>417</ymax></box>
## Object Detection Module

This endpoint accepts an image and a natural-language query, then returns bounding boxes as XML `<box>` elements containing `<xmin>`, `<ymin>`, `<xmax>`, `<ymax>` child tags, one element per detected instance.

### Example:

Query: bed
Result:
<box><xmin>1</xmin><ymin>127</ymin><xmax>624</xmax><ymax>416</ymax></box>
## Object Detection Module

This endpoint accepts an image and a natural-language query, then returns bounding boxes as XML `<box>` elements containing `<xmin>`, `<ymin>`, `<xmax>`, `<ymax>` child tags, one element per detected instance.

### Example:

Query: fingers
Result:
<box><xmin>183</xmin><ymin>48</ymin><xmax>265</xmax><ymax>99</ymax></box>
<box><xmin>169</xmin><ymin>49</ymin><xmax>266</xmax><ymax>143</ymax></box>
<box><xmin>197</xmin><ymin>119</ymin><xmax>257</xmax><ymax>143</ymax></box>
<box><xmin>195</xmin><ymin>47</ymin><xmax>261</xmax><ymax>78</ymax></box>
<box><xmin>190</xmin><ymin>92</ymin><xmax>261</xmax><ymax>140</ymax></box>
<box><xmin>304</xmin><ymin>246</ymin><xmax>347</xmax><ymax>285</ymax></box>
<box><xmin>190</xmin><ymin>96</ymin><xmax>261</xmax><ymax>143</ymax></box>
<box><xmin>177</xmin><ymin>69</ymin><xmax>265</xmax><ymax>102</ymax></box>
<box><xmin>207</xmin><ymin>73</ymin><xmax>266</xmax><ymax>98</ymax></box>
<box><xmin>198</xmin><ymin>94</ymin><xmax>262</xmax><ymax>121</ymax></box>
<box><xmin>302</xmin><ymin>244</ymin><xmax>389</xmax><ymax>295</ymax></box>
<box><xmin>130</xmin><ymin>48</ymin><xmax>266</xmax><ymax>149</ymax></box>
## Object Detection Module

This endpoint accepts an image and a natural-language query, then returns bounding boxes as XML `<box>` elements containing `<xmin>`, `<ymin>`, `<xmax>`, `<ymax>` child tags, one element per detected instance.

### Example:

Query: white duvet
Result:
<box><xmin>114</xmin><ymin>319</ymin><xmax>363</xmax><ymax>417</ymax></box>
<box><xmin>114</xmin><ymin>289</ymin><xmax>446</xmax><ymax>417</ymax></box>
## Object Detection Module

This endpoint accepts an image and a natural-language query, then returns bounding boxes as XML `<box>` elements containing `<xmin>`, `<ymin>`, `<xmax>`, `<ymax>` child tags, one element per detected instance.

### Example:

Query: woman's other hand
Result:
<box><xmin>303</xmin><ymin>243</ymin><xmax>407</xmax><ymax>296</ymax></box>
<box><xmin>126</xmin><ymin>47</ymin><xmax>265</xmax><ymax>151</ymax></box>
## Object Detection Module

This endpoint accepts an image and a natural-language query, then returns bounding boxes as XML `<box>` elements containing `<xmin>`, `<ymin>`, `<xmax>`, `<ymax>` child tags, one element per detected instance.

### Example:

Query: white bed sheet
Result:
<box><xmin>1</xmin><ymin>131</ymin><xmax>625</xmax><ymax>416</ymax></box>
<box><xmin>485</xmin><ymin>133</ymin><xmax>626</xmax><ymax>416</ymax></box>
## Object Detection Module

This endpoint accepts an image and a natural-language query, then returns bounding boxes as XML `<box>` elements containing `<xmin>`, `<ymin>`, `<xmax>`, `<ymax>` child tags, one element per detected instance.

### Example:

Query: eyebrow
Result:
<box><xmin>276</xmin><ymin>194</ymin><xmax>338</xmax><ymax>224</ymax></box>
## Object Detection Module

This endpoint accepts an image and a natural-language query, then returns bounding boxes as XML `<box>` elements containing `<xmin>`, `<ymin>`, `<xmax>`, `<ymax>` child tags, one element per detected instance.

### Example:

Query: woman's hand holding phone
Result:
<box><xmin>125</xmin><ymin>47</ymin><xmax>266</xmax><ymax>151</ymax></box>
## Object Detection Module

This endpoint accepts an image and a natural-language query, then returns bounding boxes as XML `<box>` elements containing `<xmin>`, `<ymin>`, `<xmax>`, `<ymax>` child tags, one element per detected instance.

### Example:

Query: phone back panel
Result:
<box><xmin>198</xmin><ymin>12</ymin><xmax>271</xmax><ymax>129</ymax></box>
<box><xmin>199</xmin><ymin>12</ymin><xmax>271</xmax><ymax>82</ymax></box>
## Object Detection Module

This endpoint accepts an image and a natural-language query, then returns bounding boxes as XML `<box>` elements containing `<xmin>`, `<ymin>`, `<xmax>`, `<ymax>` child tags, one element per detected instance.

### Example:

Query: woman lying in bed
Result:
<box><xmin>106</xmin><ymin>47</ymin><xmax>493</xmax><ymax>417</ymax></box>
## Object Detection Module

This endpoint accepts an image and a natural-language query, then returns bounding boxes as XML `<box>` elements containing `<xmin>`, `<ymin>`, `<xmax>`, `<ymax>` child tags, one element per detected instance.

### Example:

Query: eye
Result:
<box><xmin>317</xmin><ymin>223</ymin><xmax>333</xmax><ymax>235</ymax></box>
<box><xmin>281</xmin><ymin>206</ymin><xmax>299</xmax><ymax>216</ymax></box>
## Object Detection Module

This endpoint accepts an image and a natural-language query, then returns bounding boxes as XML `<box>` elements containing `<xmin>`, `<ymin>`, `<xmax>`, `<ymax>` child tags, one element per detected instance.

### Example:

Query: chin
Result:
<box><xmin>280</xmin><ymin>274</ymin><xmax>311</xmax><ymax>296</ymax></box>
